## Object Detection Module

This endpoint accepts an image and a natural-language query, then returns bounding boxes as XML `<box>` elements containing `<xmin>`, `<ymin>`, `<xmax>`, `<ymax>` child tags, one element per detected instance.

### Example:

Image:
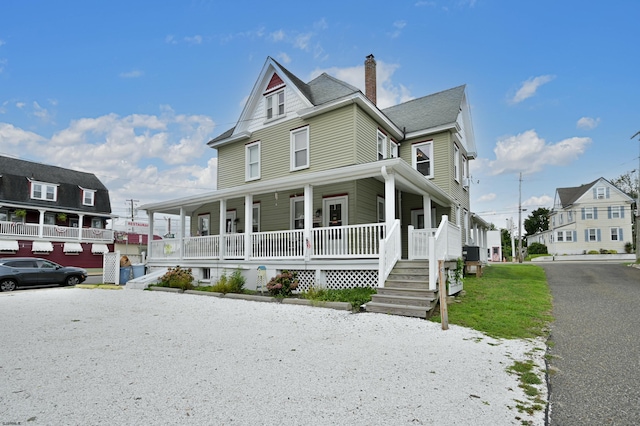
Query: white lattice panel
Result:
<box><xmin>103</xmin><ymin>252</ymin><xmax>119</xmax><ymax>284</ymax></box>
<box><xmin>325</xmin><ymin>270</ymin><xmax>377</xmax><ymax>290</ymax></box>
<box><xmin>289</xmin><ymin>270</ymin><xmax>316</xmax><ymax>292</ymax></box>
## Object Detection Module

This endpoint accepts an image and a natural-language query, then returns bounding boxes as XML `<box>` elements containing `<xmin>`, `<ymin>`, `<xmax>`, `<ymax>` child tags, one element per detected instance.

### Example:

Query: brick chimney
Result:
<box><xmin>364</xmin><ymin>54</ymin><xmax>377</xmax><ymax>105</ymax></box>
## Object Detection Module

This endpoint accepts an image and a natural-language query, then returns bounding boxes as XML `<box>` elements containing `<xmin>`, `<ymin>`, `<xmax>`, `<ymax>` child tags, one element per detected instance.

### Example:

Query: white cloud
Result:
<box><xmin>184</xmin><ymin>35</ymin><xmax>203</xmax><ymax>45</ymax></box>
<box><xmin>165</xmin><ymin>35</ymin><xmax>177</xmax><ymax>45</ymax></box>
<box><xmin>510</xmin><ymin>75</ymin><xmax>555</xmax><ymax>104</ymax></box>
<box><xmin>389</xmin><ymin>20</ymin><xmax>407</xmax><ymax>39</ymax></box>
<box><xmin>294</xmin><ymin>33</ymin><xmax>312</xmax><ymax>50</ymax></box>
<box><xmin>270</xmin><ymin>30</ymin><xmax>285</xmax><ymax>42</ymax></box>
<box><xmin>477</xmin><ymin>193</ymin><xmax>497</xmax><ymax>202</ymax></box>
<box><xmin>277</xmin><ymin>52</ymin><xmax>291</xmax><ymax>64</ymax></box>
<box><xmin>576</xmin><ymin>116</ymin><xmax>600</xmax><ymax>130</ymax></box>
<box><xmin>119</xmin><ymin>69</ymin><xmax>144</xmax><ymax>78</ymax></box>
<box><xmin>0</xmin><ymin>39</ymin><xmax>5</xmax><ymax>46</ymax></box>
<box><xmin>314</xmin><ymin>19</ymin><xmax>328</xmax><ymax>30</ymax></box>
<box><xmin>32</xmin><ymin>101</ymin><xmax>54</xmax><ymax>123</ymax></box>
<box><xmin>488</xmin><ymin>129</ymin><xmax>591</xmax><ymax>175</ymax></box>
<box><xmin>0</xmin><ymin>108</ymin><xmax>217</xmax><ymax>213</ymax></box>
<box><xmin>16</xmin><ymin>102</ymin><xmax>25</xmax><ymax>109</ymax></box>
<box><xmin>523</xmin><ymin>195</ymin><xmax>553</xmax><ymax>209</ymax></box>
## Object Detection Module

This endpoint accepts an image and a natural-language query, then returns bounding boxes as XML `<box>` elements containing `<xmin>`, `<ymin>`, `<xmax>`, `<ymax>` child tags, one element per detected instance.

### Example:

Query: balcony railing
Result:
<box><xmin>0</xmin><ymin>221</ymin><xmax>114</xmax><ymax>242</ymax></box>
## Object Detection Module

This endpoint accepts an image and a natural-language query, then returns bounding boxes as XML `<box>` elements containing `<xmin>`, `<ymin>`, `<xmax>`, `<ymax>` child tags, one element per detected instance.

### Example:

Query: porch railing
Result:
<box><xmin>407</xmin><ymin>226</ymin><xmax>438</xmax><ymax>260</ymax></box>
<box><xmin>429</xmin><ymin>216</ymin><xmax>462</xmax><ymax>290</ymax></box>
<box><xmin>311</xmin><ymin>223</ymin><xmax>384</xmax><ymax>258</ymax></box>
<box><xmin>378</xmin><ymin>219</ymin><xmax>401</xmax><ymax>287</ymax></box>
<box><xmin>0</xmin><ymin>221</ymin><xmax>114</xmax><ymax>242</ymax></box>
<box><xmin>252</xmin><ymin>229</ymin><xmax>304</xmax><ymax>259</ymax></box>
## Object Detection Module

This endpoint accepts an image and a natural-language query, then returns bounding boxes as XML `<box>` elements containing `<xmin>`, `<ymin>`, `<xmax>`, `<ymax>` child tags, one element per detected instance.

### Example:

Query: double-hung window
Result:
<box><xmin>81</xmin><ymin>188</ymin><xmax>95</xmax><ymax>206</ymax></box>
<box><xmin>291</xmin><ymin>127</ymin><xmax>309</xmax><ymax>170</ymax></box>
<box><xmin>611</xmin><ymin>228</ymin><xmax>620</xmax><ymax>241</ymax></box>
<box><xmin>584</xmin><ymin>207</ymin><xmax>596</xmax><ymax>219</ymax></box>
<box><xmin>266</xmin><ymin>90</ymin><xmax>285</xmax><ymax>120</ymax></box>
<box><xmin>595</xmin><ymin>187</ymin><xmax>606</xmax><ymax>199</ymax></box>
<box><xmin>377</xmin><ymin>131</ymin><xmax>387</xmax><ymax>160</ymax></box>
<box><xmin>454</xmin><ymin>145</ymin><xmax>460</xmax><ymax>182</ymax></box>
<box><xmin>246</xmin><ymin>141</ymin><xmax>261</xmax><ymax>181</ymax></box>
<box><xmin>31</xmin><ymin>181</ymin><xmax>57</xmax><ymax>201</ymax></box>
<box><xmin>390</xmin><ymin>141</ymin><xmax>398</xmax><ymax>158</ymax></box>
<box><xmin>610</xmin><ymin>206</ymin><xmax>622</xmax><ymax>219</ymax></box>
<box><xmin>412</xmin><ymin>141</ymin><xmax>433</xmax><ymax>178</ymax></box>
<box><xmin>291</xmin><ymin>197</ymin><xmax>304</xmax><ymax>229</ymax></box>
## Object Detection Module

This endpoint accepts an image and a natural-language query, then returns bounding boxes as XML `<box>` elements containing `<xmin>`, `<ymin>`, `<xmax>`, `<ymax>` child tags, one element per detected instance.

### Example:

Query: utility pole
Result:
<box><xmin>508</xmin><ymin>217</ymin><xmax>516</xmax><ymax>262</ymax></box>
<box><xmin>518</xmin><ymin>173</ymin><xmax>523</xmax><ymax>263</ymax></box>
<box><xmin>632</xmin><ymin>132</ymin><xmax>640</xmax><ymax>261</ymax></box>
<box><xmin>126</xmin><ymin>199</ymin><xmax>139</xmax><ymax>222</ymax></box>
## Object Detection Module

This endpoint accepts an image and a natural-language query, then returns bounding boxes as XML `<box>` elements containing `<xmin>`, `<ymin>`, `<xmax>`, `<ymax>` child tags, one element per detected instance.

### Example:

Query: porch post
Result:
<box><xmin>244</xmin><ymin>194</ymin><xmax>252</xmax><ymax>261</ymax></box>
<box><xmin>219</xmin><ymin>199</ymin><xmax>227</xmax><ymax>259</ymax></box>
<box><xmin>422</xmin><ymin>195</ymin><xmax>432</xmax><ymax>228</ymax></box>
<box><xmin>382</xmin><ymin>167</ymin><xmax>396</xmax><ymax>232</ymax></box>
<box><xmin>38</xmin><ymin>209</ymin><xmax>45</xmax><ymax>238</ymax></box>
<box><xmin>304</xmin><ymin>184</ymin><xmax>313</xmax><ymax>261</ymax></box>
<box><xmin>179</xmin><ymin>207</ymin><xmax>185</xmax><ymax>262</ymax></box>
<box><xmin>77</xmin><ymin>214</ymin><xmax>84</xmax><ymax>241</ymax></box>
<box><xmin>148</xmin><ymin>211</ymin><xmax>154</xmax><ymax>257</ymax></box>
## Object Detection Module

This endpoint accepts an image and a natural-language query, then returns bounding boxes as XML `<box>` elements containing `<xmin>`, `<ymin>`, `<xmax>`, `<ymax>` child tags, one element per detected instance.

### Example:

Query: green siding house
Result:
<box><xmin>140</xmin><ymin>55</ymin><xmax>489</xmax><ymax>297</ymax></box>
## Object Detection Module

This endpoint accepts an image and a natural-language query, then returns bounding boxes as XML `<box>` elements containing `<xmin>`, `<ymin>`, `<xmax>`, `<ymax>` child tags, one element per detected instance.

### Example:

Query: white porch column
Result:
<box><xmin>244</xmin><ymin>194</ymin><xmax>253</xmax><ymax>261</ymax></box>
<box><xmin>219</xmin><ymin>199</ymin><xmax>227</xmax><ymax>258</ymax></box>
<box><xmin>38</xmin><ymin>209</ymin><xmax>45</xmax><ymax>238</ymax></box>
<box><xmin>304</xmin><ymin>184</ymin><xmax>313</xmax><ymax>261</ymax></box>
<box><xmin>179</xmin><ymin>207</ymin><xmax>185</xmax><ymax>262</ymax></box>
<box><xmin>381</xmin><ymin>166</ymin><xmax>396</xmax><ymax>232</ymax></box>
<box><xmin>148</xmin><ymin>211</ymin><xmax>154</xmax><ymax>256</ymax></box>
<box><xmin>77</xmin><ymin>214</ymin><xmax>84</xmax><ymax>241</ymax></box>
<box><xmin>422</xmin><ymin>195</ymin><xmax>432</xmax><ymax>228</ymax></box>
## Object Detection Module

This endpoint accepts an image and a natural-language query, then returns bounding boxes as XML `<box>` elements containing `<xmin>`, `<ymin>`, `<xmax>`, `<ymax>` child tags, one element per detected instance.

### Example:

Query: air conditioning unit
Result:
<box><xmin>463</xmin><ymin>177</ymin><xmax>471</xmax><ymax>189</ymax></box>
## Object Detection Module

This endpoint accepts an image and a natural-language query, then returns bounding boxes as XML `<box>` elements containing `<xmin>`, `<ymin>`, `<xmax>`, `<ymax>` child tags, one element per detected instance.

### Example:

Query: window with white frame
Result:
<box><xmin>91</xmin><ymin>218</ymin><xmax>103</xmax><ymax>229</ymax></box>
<box><xmin>377</xmin><ymin>196</ymin><xmax>385</xmax><ymax>223</ymax></box>
<box><xmin>252</xmin><ymin>203</ymin><xmax>260</xmax><ymax>232</ymax></box>
<box><xmin>610</xmin><ymin>206</ymin><xmax>622</xmax><ymax>219</ymax></box>
<box><xmin>556</xmin><ymin>231</ymin><xmax>574</xmax><ymax>242</ymax></box>
<box><xmin>82</xmin><ymin>188</ymin><xmax>95</xmax><ymax>206</ymax></box>
<box><xmin>556</xmin><ymin>231</ymin><xmax>564</xmax><ymax>242</ymax></box>
<box><xmin>584</xmin><ymin>207</ymin><xmax>596</xmax><ymax>219</ymax></box>
<box><xmin>596</xmin><ymin>187</ymin><xmax>606</xmax><ymax>199</ymax></box>
<box><xmin>568</xmin><ymin>211</ymin><xmax>573</xmax><ymax>222</ymax></box>
<box><xmin>412</xmin><ymin>141</ymin><xmax>433</xmax><ymax>178</ymax></box>
<box><xmin>266</xmin><ymin>90</ymin><xmax>285</xmax><ymax>120</ymax></box>
<box><xmin>454</xmin><ymin>145</ymin><xmax>460</xmax><ymax>182</ymax></box>
<box><xmin>198</xmin><ymin>214</ymin><xmax>210</xmax><ymax>236</ymax></box>
<box><xmin>291</xmin><ymin>127</ymin><xmax>309</xmax><ymax>170</ymax></box>
<box><xmin>377</xmin><ymin>130</ymin><xmax>387</xmax><ymax>160</ymax></box>
<box><xmin>390</xmin><ymin>141</ymin><xmax>398</xmax><ymax>158</ymax></box>
<box><xmin>246</xmin><ymin>141</ymin><xmax>261</xmax><ymax>181</ymax></box>
<box><xmin>463</xmin><ymin>209</ymin><xmax>469</xmax><ymax>242</ymax></box>
<box><xmin>462</xmin><ymin>155</ymin><xmax>468</xmax><ymax>179</ymax></box>
<box><xmin>611</xmin><ymin>228</ymin><xmax>621</xmax><ymax>241</ymax></box>
<box><xmin>291</xmin><ymin>196</ymin><xmax>304</xmax><ymax>229</ymax></box>
<box><xmin>559</xmin><ymin>213</ymin><xmax>564</xmax><ymax>225</ymax></box>
<box><xmin>31</xmin><ymin>181</ymin><xmax>57</xmax><ymax>201</ymax></box>
<box><xmin>587</xmin><ymin>228</ymin><xmax>598</xmax><ymax>242</ymax></box>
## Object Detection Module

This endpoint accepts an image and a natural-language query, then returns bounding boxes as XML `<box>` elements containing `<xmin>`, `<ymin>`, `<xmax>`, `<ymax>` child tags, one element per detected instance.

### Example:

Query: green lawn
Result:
<box><xmin>431</xmin><ymin>263</ymin><xmax>553</xmax><ymax>339</ymax></box>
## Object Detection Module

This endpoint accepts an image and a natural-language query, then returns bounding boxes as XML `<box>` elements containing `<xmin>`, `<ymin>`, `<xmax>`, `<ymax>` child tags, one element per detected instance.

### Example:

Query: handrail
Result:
<box><xmin>378</xmin><ymin>219</ymin><xmax>401</xmax><ymax>287</ymax></box>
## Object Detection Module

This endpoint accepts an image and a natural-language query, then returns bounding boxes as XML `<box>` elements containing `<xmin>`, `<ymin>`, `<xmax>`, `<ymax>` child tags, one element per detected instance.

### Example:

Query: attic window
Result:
<box><xmin>266</xmin><ymin>90</ymin><xmax>285</xmax><ymax>120</ymax></box>
<box><xmin>30</xmin><ymin>181</ymin><xmax>58</xmax><ymax>202</ymax></box>
<box><xmin>81</xmin><ymin>188</ymin><xmax>96</xmax><ymax>206</ymax></box>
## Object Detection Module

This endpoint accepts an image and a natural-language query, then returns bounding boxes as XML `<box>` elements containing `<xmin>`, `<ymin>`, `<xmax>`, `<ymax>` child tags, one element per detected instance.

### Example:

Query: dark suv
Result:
<box><xmin>0</xmin><ymin>257</ymin><xmax>88</xmax><ymax>291</ymax></box>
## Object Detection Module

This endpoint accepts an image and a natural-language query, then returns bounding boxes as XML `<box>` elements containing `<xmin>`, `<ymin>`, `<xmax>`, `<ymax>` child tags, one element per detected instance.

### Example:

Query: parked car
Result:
<box><xmin>0</xmin><ymin>257</ymin><xmax>88</xmax><ymax>291</ymax></box>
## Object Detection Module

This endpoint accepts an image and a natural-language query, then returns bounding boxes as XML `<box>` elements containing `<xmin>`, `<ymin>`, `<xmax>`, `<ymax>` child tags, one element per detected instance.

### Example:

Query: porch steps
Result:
<box><xmin>365</xmin><ymin>260</ymin><xmax>439</xmax><ymax>319</ymax></box>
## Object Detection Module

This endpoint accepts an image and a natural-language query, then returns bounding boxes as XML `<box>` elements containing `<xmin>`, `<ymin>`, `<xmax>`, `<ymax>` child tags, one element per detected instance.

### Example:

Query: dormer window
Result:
<box><xmin>266</xmin><ymin>90</ymin><xmax>285</xmax><ymax>120</ymax></box>
<box><xmin>31</xmin><ymin>181</ymin><xmax>58</xmax><ymax>201</ymax></box>
<box><xmin>81</xmin><ymin>188</ymin><xmax>96</xmax><ymax>206</ymax></box>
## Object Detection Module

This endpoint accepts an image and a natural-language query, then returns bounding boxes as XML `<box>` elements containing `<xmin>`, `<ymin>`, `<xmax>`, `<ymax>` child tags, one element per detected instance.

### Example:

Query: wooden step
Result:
<box><xmin>370</xmin><ymin>293</ymin><xmax>435</xmax><ymax>307</ymax></box>
<box><xmin>376</xmin><ymin>287</ymin><xmax>437</xmax><ymax>298</ymax></box>
<box><xmin>384</xmin><ymin>279</ymin><xmax>429</xmax><ymax>289</ymax></box>
<box><xmin>365</xmin><ymin>302</ymin><xmax>431</xmax><ymax>318</ymax></box>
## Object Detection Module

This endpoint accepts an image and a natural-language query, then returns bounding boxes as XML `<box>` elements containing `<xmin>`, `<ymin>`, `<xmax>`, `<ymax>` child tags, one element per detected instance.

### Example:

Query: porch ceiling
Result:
<box><xmin>140</xmin><ymin>158</ymin><xmax>454</xmax><ymax>216</ymax></box>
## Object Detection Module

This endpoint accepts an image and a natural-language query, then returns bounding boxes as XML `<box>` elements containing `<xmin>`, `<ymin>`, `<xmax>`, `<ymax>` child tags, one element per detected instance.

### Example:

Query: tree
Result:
<box><xmin>524</xmin><ymin>207</ymin><xmax>551</xmax><ymax>236</ymax></box>
<box><xmin>610</xmin><ymin>170</ymin><xmax>638</xmax><ymax>201</ymax></box>
<box><xmin>501</xmin><ymin>228</ymin><xmax>512</xmax><ymax>260</ymax></box>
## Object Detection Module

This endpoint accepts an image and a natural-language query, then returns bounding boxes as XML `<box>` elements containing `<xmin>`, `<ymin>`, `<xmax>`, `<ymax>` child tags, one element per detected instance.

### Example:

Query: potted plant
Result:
<box><xmin>57</xmin><ymin>213</ymin><xmax>67</xmax><ymax>222</ymax></box>
<box><xmin>14</xmin><ymin>209</ymin><xmax>27</xmax><ymax>219</ymax></box>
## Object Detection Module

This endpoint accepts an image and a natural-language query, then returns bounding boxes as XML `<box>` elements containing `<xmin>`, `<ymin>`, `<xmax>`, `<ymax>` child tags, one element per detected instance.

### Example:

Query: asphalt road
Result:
<box><xmin>541</xmin><ymin>261</ymin><xmax>640</xmax><ymax>425</ymax></box>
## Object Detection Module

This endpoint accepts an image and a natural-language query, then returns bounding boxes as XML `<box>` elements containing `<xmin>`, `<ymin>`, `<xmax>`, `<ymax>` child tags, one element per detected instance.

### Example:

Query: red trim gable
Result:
<box><xmin>265</xmin><ymin>73</ymin><xmax>285</xmax><ymax>92</ymax></box>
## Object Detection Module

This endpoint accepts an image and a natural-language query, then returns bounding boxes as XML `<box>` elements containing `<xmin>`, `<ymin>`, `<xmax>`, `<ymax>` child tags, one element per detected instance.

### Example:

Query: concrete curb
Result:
<box><xmin>282</xmin><ymin>298</ymin><xmax>353</xmax><ymax>311</ymax></box>
<box><xmin>149</xmin><ymin>286</ymin><xmax>183</xmax><ymax>293</ymax></box>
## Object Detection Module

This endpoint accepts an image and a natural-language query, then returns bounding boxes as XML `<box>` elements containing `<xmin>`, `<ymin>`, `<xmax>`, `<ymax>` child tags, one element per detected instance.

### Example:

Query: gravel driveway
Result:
<box><xmin>1</xmin><ymin>288</ymin><xmax>546</xmax><ymax>425</ymax></box>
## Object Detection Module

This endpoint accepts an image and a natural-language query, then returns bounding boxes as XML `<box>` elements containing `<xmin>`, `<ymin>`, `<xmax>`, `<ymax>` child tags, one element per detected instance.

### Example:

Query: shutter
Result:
<box><xmin>593</xmin><ymin>207</ymin><xmax>598</xmax><ymax>219</ymax></box>
<box><xmin>606</xmin><ymin>187</ymin><xmax>610</xmax><ymax>199</ymax></box>
<box><xmin>592</xmin><ymin>188</ymin><xmax>597</xmax><ymax>199</ymax></box>
<box><xmin>621</xmin><ymin>207</ymin><xmax>625</xmax><ymax>218</ymax></box>
<box><xmin>581</xmin><ymin>208</ymin><xmax>585</xmax><ymax>220</ymax></box>
<box><xmin>620</xmin><ymin>229</ymin><xmax>624</xmax><ymax>240</ymax></box>
<box><xmin>597</xmin><ymin>229</ymin><xmax>601</xmax><ymax>242</ymax></box>
<box><xmin>608</xmin><ymin>206</ymin><xmax>612</xmax><ymax>219</ymax></box>
<box><xmin>584</xmin><ymin>229</ymin><xmax>589</xmax><ymax>242</ymax></box>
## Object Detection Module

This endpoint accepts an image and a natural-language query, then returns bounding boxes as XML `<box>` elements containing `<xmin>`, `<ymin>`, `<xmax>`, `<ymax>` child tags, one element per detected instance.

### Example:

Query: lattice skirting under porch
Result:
<box><xmin>290</xmin><ymin>269</ymin><xmax>378</xmax><ymax>292</ymax></box>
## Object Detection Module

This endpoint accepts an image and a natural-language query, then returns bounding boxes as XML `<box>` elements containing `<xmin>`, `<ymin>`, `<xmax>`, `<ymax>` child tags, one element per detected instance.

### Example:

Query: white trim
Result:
<box><xmin>245</xmin><ymin>141</ymin><xmax>261</xmax><ymax>181</ymax></box>
<box><xmin>290</xmin><ymin>127</ymin><xmax>309</xmax><ymax>171</ymax></box>
<box><xmin>412</xmin><ymin>141</ymin><xmax>434</xmax><ymax>179</ymax></box>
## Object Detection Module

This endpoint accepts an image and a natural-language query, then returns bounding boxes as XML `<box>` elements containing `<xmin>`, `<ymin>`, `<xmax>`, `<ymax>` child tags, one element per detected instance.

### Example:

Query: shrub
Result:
<box><xmin>625</xmin><ymin>242</ymin><xmax>633</xmax><ymax>254</ymax></box>
<box><xmin>209</xmin><ymin>269</ymin><xmax>246</xmax><ymax>294</ymax></box>
<box><xmin>527</xmin><ymin>242</ymin><xmax>548</xmax><ymax>255</ymax></box>
<box><xmin>301</xmin><ymin>285</ymin><xmax>376</xmax><ymax>310</ymax></box>
<box><xmin>266</xmin><ymin>270</ymin><xmax>299</xmax><ymax>297</ymax></box>
<box><xmin>587</xmin><ymin>250</ymin><xmax>600</xmax><ymax>255</ymax></box>
<box><xmin>158</xmin><ymin>266</ymin><xmax>194</xmax><ymax>291</ymax></box>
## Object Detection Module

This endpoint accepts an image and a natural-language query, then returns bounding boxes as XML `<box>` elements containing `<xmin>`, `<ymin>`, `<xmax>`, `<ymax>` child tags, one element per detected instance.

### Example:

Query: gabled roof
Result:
<box><xmin>0</xmin><ymin>155</ymin><xmax>111</xmax><ymax>213</ymax></box>
<box><xmin>555</xmin><ymin>177</ymin><xmax>634</xmax><ymax>208</ymax></box>
<box><xmin>382</xmin><ymin>85</ymin><xmax>466</xmax><ymax>133</ymax></box>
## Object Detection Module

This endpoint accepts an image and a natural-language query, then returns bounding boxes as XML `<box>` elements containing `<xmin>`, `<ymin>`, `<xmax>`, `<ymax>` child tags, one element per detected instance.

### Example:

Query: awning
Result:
<box><xmin>32</xmin><ymin>241</ymin><xmax>54</xmax><ymax>252</ymax></box>
<box><xmin>63</xmin><ymin>242</ymin><xmax>83</xmax><ymax>253</ymax></box>
<box><xmin>91</xmin><ymin>243</ymin><xmax>109</xmax><ymax>254</ymax></box>
<box><xmin>0</xmin><ymin>240</ymin><xmax>19</xmax><ymax>251</ymax></box>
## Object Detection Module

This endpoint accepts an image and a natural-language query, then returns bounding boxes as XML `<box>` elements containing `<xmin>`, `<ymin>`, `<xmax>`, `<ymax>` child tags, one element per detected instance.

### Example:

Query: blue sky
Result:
<box><xmin>1</xmin><ymin>0</ymin><xmax>639</xmax><ymax>232</ymax></box>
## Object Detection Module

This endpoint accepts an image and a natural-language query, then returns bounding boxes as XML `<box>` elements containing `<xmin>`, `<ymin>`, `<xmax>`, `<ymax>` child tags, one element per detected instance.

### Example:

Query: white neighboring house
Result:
<box><xmin>526</xmin><ymin>177</ymin><xmax>635</xmax><ymax>255</ymax></box>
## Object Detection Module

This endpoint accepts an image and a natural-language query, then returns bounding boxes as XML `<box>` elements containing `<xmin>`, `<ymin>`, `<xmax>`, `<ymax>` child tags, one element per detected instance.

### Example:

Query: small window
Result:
<box><xmin>246</xmin><ymin>141</ymin><xmax>261</xmax><ymax>181</ymax></box>
<box><xmin>412</xmin><ymin>141</ymin><xmax>433</xmax><ymax>178</ymax></box>
<box><xmin>252</xmin><ymin>204</ymin><xmax>260</xmax><ymax>233</ymax></box>
<box><xmin>390</xmin><ymin>141</ymin><xmax>398</xmax><ymax>158</ymax></box>
<box><xmin>291</xmin><ymin>197</ymin><xmax>304</xmax><ymax>229</ymax></box>
<box><xmin>291</xmin><ymin>127</ymin><xmax>309</xmax><ymax>171</ymax></box>
<box><xmin>556</xmin><ymin>231</ymin><xmax>564</xmax><ymax>242</ymax></box>
<box><xmin>611</xmin><ymin>228</ymin><xmax>620</xmax><ymax>241</ymax></box>
<box><xmin>82</xmin><ymin>189</ymin><xmax>95</xmax><ymax>206</ymax></box>
<box><xmin>377</xmin><ymin>131</ymin><xmax>387</xmax><ymax>160</ymax></box>
<box><xmin>566</xmin><ymin>231</ymin><xmax>573</xmax><ymax>242</ymax></box>
<box><xmin>266</xmin><ymin>90</ymin><xmax>285</xmax><ymax>120</ymax></box>
<box><xmin>31</xmin><ymin>181</ymin><xmax>58</xmax><ymax>201</ymax></box>
<box><xmin>454</xmin><ymin>145</ymin><xmax>460</xmax><ymax>182</ymax></box>
<box><xmin>91</xmin><ymin>218</ymin><xmax>103</xmax><ymax>229</ymax></box>
<box><xmin>377</xmin><ymin>196</ymin><xmax>385</xmax><ymax>223</ymax></box>
<box><xmin>568</xmin><ymin>211</ymin><xmax>573</xmax><ymax>222</ymax></box>
<box><xmin>587</xmin><ymin>228</ymin><xmax>597</xmax><ymax>242</ymax></box>
<box><xmin>198</xmin><ymin>214</ymin><xmax>210</xmax><ymax>236</ymax></box>
<box><xmin>584</xmin><ymin>207</ymin><xmax>595</xmax><ymax>220</ymax></box>
<box><xmin>596</xmin><ymin>187</ymin><xmax>606</xmax><ymax>199</ymax></box>
<box><xmin>44</xmin><ymin>213</ymin><xmax>55</xmax><ymax>225</ymax></box>
<box><xmin>610</xmin><ymin>206</ymin><xmax>622</xmax><ymax>219</ymax></box>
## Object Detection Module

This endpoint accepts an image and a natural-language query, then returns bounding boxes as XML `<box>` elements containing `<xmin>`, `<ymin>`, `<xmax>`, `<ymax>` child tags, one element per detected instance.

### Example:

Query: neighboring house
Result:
<box><xmin>526</xmin><ymin>177</ymin><xmax>635</xmax><ymax>255</ymax></box>
<box><xmin>114</xmin><ymin>231</ymin><xmax>162</xmax><ymax>257</ymax></box>
<box><xmin>487</xmin><ymin>230</ymin><xmax>503</xmax><ymax>262</ymax></box>
<box><xmin>0</xmin><ymin>156</ymin><xmax>114</xmax><ymax>268</ymax></box>
<box><xmin>141</xmin><ymin>55</ymin><xmax>489</xmax><ymax>290</ymax></box>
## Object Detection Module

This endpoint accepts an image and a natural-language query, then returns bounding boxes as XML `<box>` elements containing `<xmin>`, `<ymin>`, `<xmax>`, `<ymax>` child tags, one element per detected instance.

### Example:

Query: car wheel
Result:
<box><xmin>66</xmin><ymin>276</ymin><xmax>81</xmax><ymax>286</ymax></box>
<box><xmin>0</xmin><ymin>279</ymin><xmax>17</xmax><ymax>292</ymax></box>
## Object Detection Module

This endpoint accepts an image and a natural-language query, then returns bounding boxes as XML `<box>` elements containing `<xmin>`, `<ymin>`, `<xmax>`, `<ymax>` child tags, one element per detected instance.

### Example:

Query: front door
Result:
<box><xmin>323</xmin><ymin>196</ymin><xmax>348</xmax><ymax>254</ymax></box>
